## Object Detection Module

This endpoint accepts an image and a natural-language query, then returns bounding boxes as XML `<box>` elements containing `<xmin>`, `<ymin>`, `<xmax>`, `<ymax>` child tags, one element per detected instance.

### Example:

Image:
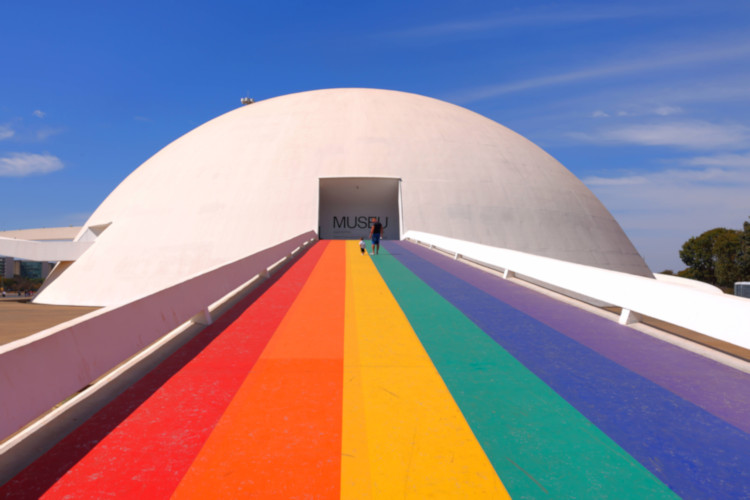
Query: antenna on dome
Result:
<box><xmin>241</xmin><ymin>96</ymin><xmax>255</xmax><ymax>105</ymax></box>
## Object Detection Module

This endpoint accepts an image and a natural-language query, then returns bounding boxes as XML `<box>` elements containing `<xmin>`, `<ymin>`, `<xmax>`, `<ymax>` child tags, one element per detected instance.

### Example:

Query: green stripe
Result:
<box><xmin>372</xmin><ymin>248</ymin><xmax>677</xmax><ymax>499</ymax></box>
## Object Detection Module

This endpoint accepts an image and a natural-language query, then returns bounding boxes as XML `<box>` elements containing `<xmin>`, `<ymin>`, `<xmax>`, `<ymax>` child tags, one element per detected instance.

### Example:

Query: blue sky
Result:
<box><xmin>2</xmin><ymin>1</ymin><xmax>749</xmax><ymax>272</ymax></box>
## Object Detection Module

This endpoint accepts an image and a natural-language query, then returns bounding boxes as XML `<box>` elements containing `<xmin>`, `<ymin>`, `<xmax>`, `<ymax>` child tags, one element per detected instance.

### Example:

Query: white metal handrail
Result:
<box><xmin>404</xmin><ymin>230</ymin><xmax>750</xmax><ymax>351</ymax></box>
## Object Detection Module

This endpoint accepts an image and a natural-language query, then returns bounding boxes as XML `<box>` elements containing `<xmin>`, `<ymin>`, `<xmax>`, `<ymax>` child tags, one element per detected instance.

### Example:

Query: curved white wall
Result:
<box><xmin>36</xmin><ymin>88</ymin><xmax>651</xmax><ymax>307</ymax></box>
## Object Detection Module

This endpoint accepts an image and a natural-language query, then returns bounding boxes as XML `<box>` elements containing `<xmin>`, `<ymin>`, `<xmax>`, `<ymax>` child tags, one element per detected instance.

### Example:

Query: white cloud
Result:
<box><xmin>36</xmin><ymin>127</ymin><xmax>64</xmax><ymax>141</ymax></box>
<box><xmin>683</xmin><ymin>152</ymin><xmax>750</xmax><ymax>168</ymax></box>
<box><xmin>385</xmin><ymin>5</ymin><xmax>669</xmax><ymax>39</ymax></box>
<box><xmin>0</xmin><ymin>122</ymin><xmax>62</xmax><ymax>142</ymax></box>
<box><xmin>0</xmin><ymin>125</ymin><xmax>14</xmax><ymax>140</ymax></box>
<box><xmin>575</xmin><ymin>78</ymin><xmax>750</xmax><ymax>116</ymax></box>
<box><xmin>584</xmin><ymin>175</ymin><xmax>648</xmax><ymax>186</ymax></box>
<box><xmin>654</xmin><ymin>106</ymin><xmax>682</xmax><ymax>116</ymax></box>
<box><xmin>451</xmin><ymin>41</ymin><xmax>750</xmax><ymax>103</ymax></box>
<box><xmin>33</xmin><ymin>110</ymin><xmax>46</xmax><ymax>118</ymax></box>
<box><xmin>583</xmin><ymin>165</ymin><xmax>750</xmax><ymax>271</ymax></box>
<box><xmin>0</xmin><ymin>153</ymin><xmax>64</xmax><ymax>177</ymax></box>
<box><xmin>586</xmin><ymin>166</ymin><xmax>744</xmax><ymax>186</ymax></box>
<box><xmin>589</xmin><ymin>106</ymin><xmax>682</xmax><ymax>119</ymax></box>
<box><xmin>579</xmin><ymin>121</ymin><xmax>750</xmax><ymax>150</ymax></box>
<box><xmin>648</xmin><ymin>80</ymin><xmax>750</xmax><ymax>105</ymax></box>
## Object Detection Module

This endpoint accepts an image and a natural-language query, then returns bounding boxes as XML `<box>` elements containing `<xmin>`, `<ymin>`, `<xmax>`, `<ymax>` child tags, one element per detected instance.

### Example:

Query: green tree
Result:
<box><xmin>678</xmin><ymin>217</ymin><xmax>750</xmax><ymax>288</ymax></box>
<box><xmin>713</xmin><ymin>230</ymin><xmax>742</xmax><ymax>286</ymax></box>
<box><xmin>679</xmin><ymin>228</ymin><xmax>730</xmax><ymax>284</ymax></box>
<box><xmin>739</xmin><ymin>217</ymin><xmax>750</xmax><ymax>279</ymax></box>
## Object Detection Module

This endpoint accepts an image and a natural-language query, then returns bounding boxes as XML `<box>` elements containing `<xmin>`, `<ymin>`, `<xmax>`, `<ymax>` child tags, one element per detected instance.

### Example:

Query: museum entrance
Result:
<box><xmin>318</xmin><ymin>177</ymin><xmax>401</xmax><ymax>240</ymax></box>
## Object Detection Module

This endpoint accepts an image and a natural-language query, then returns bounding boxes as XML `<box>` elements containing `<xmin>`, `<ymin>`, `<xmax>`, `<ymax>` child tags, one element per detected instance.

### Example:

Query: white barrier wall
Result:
<box><xmin>0</xmin><ymin>227</ymin><xmax>81</xmax><ymax>241</ymax></box>
<box><xmin>404</xmin><ymin>231</ymin><xmax>750</xmax><ymax>351</ymax></box>
<box><xmin>0</xmin><ymin>237</ymin><xmax>92</xmax><ymax>262</ymax></box>
<box><xmin>0</xmin><ymin>231</ymin><xmax>316</xmax><ymax>442</ymax></box>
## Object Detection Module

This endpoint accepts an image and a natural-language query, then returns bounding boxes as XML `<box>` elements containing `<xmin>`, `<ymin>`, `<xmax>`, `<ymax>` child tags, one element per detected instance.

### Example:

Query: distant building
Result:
<box><xmin>0</xmin><ymin>257</ymin><xmax>11</xmax><ymax>279</ymax></box>
<box><xmin>0</xmin><ymin>257</ymin><xmax>53</xmax><ymax>280</ymax></box>
<box><xmin>0</xmin><ymin>227</ymin><xmax>80</xmax><ymax>281</ymax></box>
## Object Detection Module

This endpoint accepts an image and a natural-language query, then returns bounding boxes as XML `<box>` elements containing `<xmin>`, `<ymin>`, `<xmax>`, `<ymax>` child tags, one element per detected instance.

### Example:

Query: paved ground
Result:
<box><xmin>0</xmin><ymin>301</ymin><xmax>99</xmax><ymax>346</ymax></box>
<box><xmin>1</xmin><ymin>240</ymin><xmax>749</xmax><ymax>498</ymax></box>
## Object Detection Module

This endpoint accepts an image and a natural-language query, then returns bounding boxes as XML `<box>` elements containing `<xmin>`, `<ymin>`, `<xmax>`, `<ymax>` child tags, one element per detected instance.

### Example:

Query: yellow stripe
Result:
<box><xmin>341</xmin><ymin>241</ymin><xmax>509</xmax><ymax>498</ymax></box>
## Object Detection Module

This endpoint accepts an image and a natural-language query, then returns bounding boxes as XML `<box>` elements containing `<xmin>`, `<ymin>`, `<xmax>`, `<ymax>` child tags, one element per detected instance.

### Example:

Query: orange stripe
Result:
<box><xmin>172</xmin><ymin>240</ymin><xmax>345</xmax><ymax>499</ymax></box>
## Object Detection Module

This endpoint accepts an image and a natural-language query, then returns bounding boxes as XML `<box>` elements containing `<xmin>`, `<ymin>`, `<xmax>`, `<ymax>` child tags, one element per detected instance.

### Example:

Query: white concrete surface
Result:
<box><xmin>654</xmin><ymin>273</ymin><xmax>724</xmax><ymax>294</ymax></box>
<box><xmin>35</xmin><ymin>88</ymin><xmax>651</xmax><ymax>307</ymax></box>
<box><xmin>0</xmin><ymin>237</ymin><xmax>92</xmax><ymax>262</ymax></box>
<box><xmin>0</xmin><ymin>227</ymin><xmax>81</xmax><ymax>241</ymax></box>
<box><xmin>405</xmin><ymin>230</ymin><xmax>750</xmax><ymax>350</ymax></box>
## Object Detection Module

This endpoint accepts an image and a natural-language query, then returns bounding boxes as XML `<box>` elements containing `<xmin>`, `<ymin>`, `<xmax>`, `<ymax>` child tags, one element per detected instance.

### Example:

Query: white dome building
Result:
<box><xmin>36</xmin><ymin>88</ymin><xmax>651</xmax><ymax>307</ymax></box>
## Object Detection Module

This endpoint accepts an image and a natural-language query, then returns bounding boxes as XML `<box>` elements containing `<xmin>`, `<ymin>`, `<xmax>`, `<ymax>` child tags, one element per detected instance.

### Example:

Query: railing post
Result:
<box><xmin>192</xmin><ymin>307</ymin><xmax>212</xmax><ymax>326</ymax></box>
<box><xmin>619</xmin><ymin>308</ymin><xmax>641</xmax><ymax>325</ymax></box>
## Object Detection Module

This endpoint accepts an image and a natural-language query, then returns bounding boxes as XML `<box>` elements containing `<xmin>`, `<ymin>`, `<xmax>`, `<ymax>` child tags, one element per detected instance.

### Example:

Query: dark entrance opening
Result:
<box><xmin>318</xmin><ymin>177</ymin><xmax>401</xmax><ymax>240</ymax></box>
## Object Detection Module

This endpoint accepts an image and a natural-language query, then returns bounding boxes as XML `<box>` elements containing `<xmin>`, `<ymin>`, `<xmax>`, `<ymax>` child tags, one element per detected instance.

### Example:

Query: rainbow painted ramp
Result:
<box><xmin>3</xmin><ymin>240</ymin><xmax>750</xmax><ymax>498</ymax></box>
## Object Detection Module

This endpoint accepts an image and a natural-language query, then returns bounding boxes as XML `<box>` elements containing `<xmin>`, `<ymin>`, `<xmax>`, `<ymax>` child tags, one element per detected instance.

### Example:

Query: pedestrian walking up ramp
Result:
<box><xmin>3</xmin><ymin>240</ymin><xmax>750</xmax><ymax>498</ymax></box>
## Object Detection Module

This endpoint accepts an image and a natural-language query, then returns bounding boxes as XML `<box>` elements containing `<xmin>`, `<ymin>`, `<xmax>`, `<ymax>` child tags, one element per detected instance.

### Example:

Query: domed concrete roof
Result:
<box><xmin>36</xmin><ymin>88</ymin><xmax>651</xmax><ymax>306</ymax></box>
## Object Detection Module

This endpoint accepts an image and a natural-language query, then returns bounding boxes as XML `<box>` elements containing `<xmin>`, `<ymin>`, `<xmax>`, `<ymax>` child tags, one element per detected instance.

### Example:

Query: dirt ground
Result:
<box><xmin>0</xmin><ymin>300</ymin><xmax>99</xmax><ymax>346</ymax></box>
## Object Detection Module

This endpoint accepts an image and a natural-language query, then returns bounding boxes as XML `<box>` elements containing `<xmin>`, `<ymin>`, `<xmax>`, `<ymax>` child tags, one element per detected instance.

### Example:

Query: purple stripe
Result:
<box><xmin>396</xmin><ymin>240</ymin><xmax>750</xmax><ymax>434</ymax></box>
